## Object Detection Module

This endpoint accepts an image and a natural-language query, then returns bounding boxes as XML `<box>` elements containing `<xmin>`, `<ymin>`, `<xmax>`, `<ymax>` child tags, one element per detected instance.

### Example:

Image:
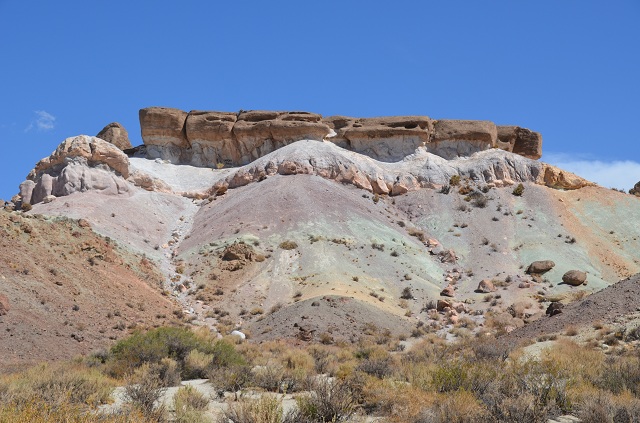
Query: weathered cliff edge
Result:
<box><xmin>18</xmin><ymin>108</ymin><xmax>593</xmax><ymax>205</ymax></box>
<box><xmin>139</xmin><ymin>107</ymin><xmax>542</xmax><ymax>166</ymax></box>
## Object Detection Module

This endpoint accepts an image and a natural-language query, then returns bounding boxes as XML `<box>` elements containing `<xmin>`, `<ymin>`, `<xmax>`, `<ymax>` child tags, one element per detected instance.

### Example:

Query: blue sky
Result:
<box><xmin>1</xmin><ymin>1</ymin><xmax>639</xmax><ymax>200</ymax></box>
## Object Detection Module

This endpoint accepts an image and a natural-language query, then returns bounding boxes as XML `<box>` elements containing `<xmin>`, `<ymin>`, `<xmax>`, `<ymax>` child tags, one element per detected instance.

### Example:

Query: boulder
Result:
<box><xmin>429</xmin><ymin>120</ymin><xmax>497</xmax><ymax>159</ymax></box>
<box><xmin>436</xmin><ymin>299</ymin><xmax>452</xmax><ymax>311</ymax></box>
<box><xmin>438</xmin><ymin>249</ymin><xmax>457</xmax><ymax>264</ymax></box>
<box><xmin>139</xmin><ymin>107</ymin><xmax>189</xmax><ymax>148</ymax></box>
<box><xmin>31</xmin><ymin>135</ymin><xmax>130</xmax><ymax>179</ymax></box>
<box><xmin>630</xmin><ymin>181</ymin><xmax>640</xmax><ymax>196</ymax></box>
<box><xmin>96</xmin><ymin>122</ymin><xmax>132</xmax><ymax>150</ymax></box>
<box><xmin>546</xmin><ymin>302</ymin><xmax>564</xmax><ymax>316</ymax></box>
<box><xmin>562</xmin><ymin>270</ymin><xmax>587</xmax><ymax>286</ymax></box>
<box><xmin>231</xmin><ymin>330</ymin><xmax>246</xmax><ymax>340</ymax></box>
<box><xmin>539</xmin><ymin>164</ymin><xmax>594</xmax><ymax>190</ymax></box>
<box><xmin>475</xmin><ymin>279</ymin><xmax>496</xmax><ymax>293</ymax></box>
<box><xmin>452</xmin><ymin>302</ymin><xmax>467</xmax><ymax>314</ymax></box>
<box><xmin>0</xmin><ymin>294</ymin><xmax>9</xmax><ymax>316</ymax></box>
<box><xmin>440</xmin><ymin>285</ymin><xmax>455</xmax><ymax>297</ymax></box>
<box><xmin>222</xmin><ymin>243</ymin><xmax>255</xmax><ymax>261</ymax></box>
<box><xmin>526</xmin><ymin>260</ymin><xmax>555</xmax><ymax>274</ymax></box>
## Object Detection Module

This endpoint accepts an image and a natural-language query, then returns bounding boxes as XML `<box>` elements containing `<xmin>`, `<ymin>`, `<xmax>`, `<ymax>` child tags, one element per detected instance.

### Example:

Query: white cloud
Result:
<box><xmin>543</xmin><ymin>153</ymin><xmax>640</xmax><ymax>191</ymax></box>
<box><xmin>25</xmin><ymin>110</ymin><xmax>55</xmax><ymax>132</ymax></box>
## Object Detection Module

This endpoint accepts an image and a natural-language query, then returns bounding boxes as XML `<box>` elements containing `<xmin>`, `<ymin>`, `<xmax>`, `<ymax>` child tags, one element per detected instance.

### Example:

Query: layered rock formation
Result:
<box><xmin>139</xmin><ymin>107</ymin><xmax>543</xmax><ymax>166</ymax></box>
<box><xmin>205</xmin><ymin>140</ymin><xmax>591</xmax><ymax>196</ymax></box>
<box><xmin>20</xmin><ymin>135</ymin><xmax>130</xmax><ymax>205</ymax></box>
<box><xmin>19</xmin><ymin>108</ymin><xmax>592</xmax><ymax>206</ymax></box>
<box><xmin>96</xmin><ymin>122</ymin><xmax>132</xmax><ymax>151</ymax></box>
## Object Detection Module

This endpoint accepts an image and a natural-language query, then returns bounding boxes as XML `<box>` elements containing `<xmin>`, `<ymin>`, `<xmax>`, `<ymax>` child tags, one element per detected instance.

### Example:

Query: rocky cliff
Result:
<box><xmin>18</xmin><ymin>108</ymin><xmax>578</xmax><ymax>206</ymax></box>
<box><xmin>139</xmin><ymin>107</ymin><xmax>543</xmax><ymax>166</ymax></box>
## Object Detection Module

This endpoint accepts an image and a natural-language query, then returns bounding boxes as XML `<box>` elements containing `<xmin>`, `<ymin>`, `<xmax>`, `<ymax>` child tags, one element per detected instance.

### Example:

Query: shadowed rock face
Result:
<box><xmin>498</xmin><ymin>125</ymin><xmax>542</xmax><ymax>159</ymax></box>
<box><xmin>139</xmin><ymin>107</ymin><xmax>543</xmax><ymax>165</ymax></box>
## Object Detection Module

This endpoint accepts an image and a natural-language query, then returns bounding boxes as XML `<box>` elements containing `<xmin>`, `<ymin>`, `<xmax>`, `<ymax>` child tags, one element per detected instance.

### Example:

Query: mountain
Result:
<box><xmin>2</xmin><ymin>107</ymin><xmax>639</xmax><ymax>366</ymax></box>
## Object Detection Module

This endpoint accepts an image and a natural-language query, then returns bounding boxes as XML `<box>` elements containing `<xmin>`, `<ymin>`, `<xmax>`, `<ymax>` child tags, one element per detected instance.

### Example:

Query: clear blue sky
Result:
<box><xmin>1</xmin><ymin>1</ymin><xmax>639</xmax><ymax>200</ymax></box>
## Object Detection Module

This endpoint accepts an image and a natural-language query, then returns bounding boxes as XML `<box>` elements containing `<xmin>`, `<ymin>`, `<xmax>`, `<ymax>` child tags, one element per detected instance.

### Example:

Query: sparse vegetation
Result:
<box><xmin>5</xmin><ymin>322</ymin><xmax>640</xmax><ymax>422</ymax></box>
<box><xmin>279</xmin><ymin>240</ymin><xmax>298</xmax><ymax>250</ymax></box>
<box><xmin>512</xmin><ymin>183</ymin><xmax>525</xmax><ymax>196</ymax></box>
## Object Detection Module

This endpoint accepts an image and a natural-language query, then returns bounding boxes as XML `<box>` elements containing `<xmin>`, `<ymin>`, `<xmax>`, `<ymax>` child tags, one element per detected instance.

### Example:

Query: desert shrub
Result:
<box><xmin>469</xmin><ymin>338</ymin><xmax>509</xmax><ymax>362</ymax></box>
<box><xmin>219</xmin><ymin>395</ymin><xmax>288</xmax><ymax>423</ymax></box>
<box><xmin>184</xmin><ymin>350</ymin><xmax>214</xmax><ymax>379</ymax></box>
<box><xmin>252</xmin><ymin>363</ymin><xmax>286</xmax><ymax>392</ymax></box>
<box><xmin>308</xmin><ymin>346</ymin><xmax>334</xmax><ymax>375</ymax></box>
<box><xmin>290</xmin><ymin>377</ymin><xmax>357</xmax><ymax>423</ymax></box>
<box><xmin>472</xmin><ymin>194</ymin><xmax>488</xmax><ymax>208</ymax></box>
<box><xmin>512</xmin><ymin>183</ymin><xmax>524</xmax><ymax>196</ymax></box>
<box><xmin>439</xmin><ymin>185</ymin><xmax>451</xmax><ymax>194</ymax></box>
<box><xmin>174</xmin><ymin>385</ymin><xmax>209</xmax><ymax>423</ymax></box>
<box><xmin>401</xmin><ymin>286</ymin><xmax>414</xmax><ymax>299</ymax></box>
<box><xmin>414</xmin><ymin>390</ymin><xmax>489</xmax><ymax>423</ymax></box>
<box><xmin>0</xmin><ymin>398</ymin><xmax>152</xmax><ymax>422</ymax></box>
<box><xmin>408</xmin><ymin>228</ymin><xmax>426</xmax><ymax>242</ymax></box>
<box><xmin>449</xmin><ymin>175</ymin><xmax>461</xmax><ymax>186</ymax></box>
<box><xmin>0</xmin><ymin>361</ymin><xmax>115</xmax><ymax>408</ymax></box>
<box><xmin>371</xmin><ymin>242</ymin><xmax>385</xmax><ymax>251</ymax></box>
<box><xmin>595</xmin><ymin>355</ymin><xmax>640</xmax><ymax>396</ymax></box>
<box><xmin>480</xmin><ymin>356</ymin><xmax>572</xmax><ymax>419</ymax></box>
<box><xmin>209</xmin><ymin>364</ymin><xmax>252</xmax><ymax>399</ymax></box>
<box><xmin>356</xmin><ymin>356</ymin><xmax>393</xmax><ymax>379</ymax></box>
<box><xmin>123</xmin><ymin>363</ymin><xmax>167</xmax><ymax>421</ymax></box>
<box><xmin>279</xmin><ymin>240</ymin><xmax>298</xmax><ymax>250</ymax></box>
<box><xmin>107</xmin><ymin>326</ymin><xmax>213</xmax><ymax>378</ymax></box>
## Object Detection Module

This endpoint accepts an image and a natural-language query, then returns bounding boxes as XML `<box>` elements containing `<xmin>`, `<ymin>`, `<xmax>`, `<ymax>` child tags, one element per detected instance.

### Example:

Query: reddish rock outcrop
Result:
<box><xmin>540</xmin><ymin>164</ymin><xmax>595</xmax><ymax>190</ymax></box>
<box><xmin>96</xmin><ymin>122</ymin><xmax>132</xmax><ymax>151</ymax></box>
<box><xmin>139</xmin><ymin>107</ymin><xmax>189</xmax><ymax>148</ymax></box>
<box><xmin>232</xmin><ymin>111</ymin><xmax>331</xmax><ymax>164</ymax></box>
<box><xmin>498</xmin><ymin>126</ymin><xmax>542</xmax><ymax>160</ymax></box>
<box><xmin>429</xmin><ymin>120</ymin><xmax>497</xmax><ymax>159</ymax></box>
<box><xmin>186</xmin><ymin>111</ymin><xmax>237</xmax><ymax>144</ymax></box>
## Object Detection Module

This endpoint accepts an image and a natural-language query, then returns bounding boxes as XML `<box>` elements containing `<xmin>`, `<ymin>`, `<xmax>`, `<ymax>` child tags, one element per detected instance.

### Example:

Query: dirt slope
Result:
<box><xmin>0</xmin><ymin>211</ymin><xmax>180</xmax><ymax>369</ymax></box>
<box><xmin>500</xmin><ymin>273</ymin><xmax>640</xmax><ymax>349</ymax></box>
<box><xmin>9</xmin><ymin>144</ymin><xmax>640</xmax><ymax>352</ymax></box>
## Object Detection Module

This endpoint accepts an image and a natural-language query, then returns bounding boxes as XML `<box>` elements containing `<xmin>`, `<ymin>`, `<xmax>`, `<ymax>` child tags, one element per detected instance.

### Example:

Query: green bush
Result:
<box><xmin>107</xmin><ymin>326</ymin><xmax>213</xmax><ymax>378</ymax></box>
<box><xmin>512</xmin><ymin>183</ymin><xmax>524</xmax><ymax>196</ymax></box>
